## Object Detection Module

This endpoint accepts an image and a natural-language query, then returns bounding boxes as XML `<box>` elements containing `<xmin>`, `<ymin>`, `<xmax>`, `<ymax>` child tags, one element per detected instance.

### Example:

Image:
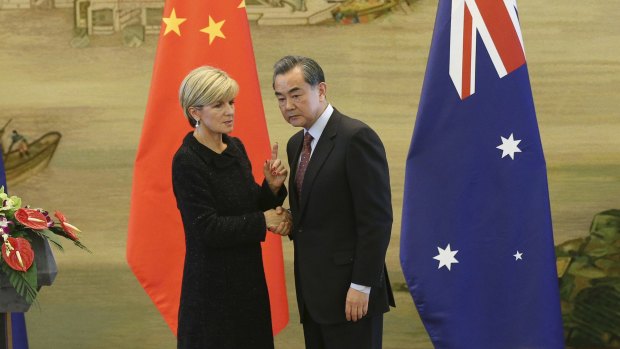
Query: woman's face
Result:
<box><xmin>193</xmin><ymin>98</ymin><xmax>235</xmax><ymax>135</ymax></box>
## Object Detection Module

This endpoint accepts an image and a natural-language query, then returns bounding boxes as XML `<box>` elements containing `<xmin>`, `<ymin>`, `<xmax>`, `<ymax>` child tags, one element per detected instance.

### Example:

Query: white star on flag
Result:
<box><xmin>497</xmin><ymin>133</ymin><xmax>522</xmax><ymax>160</ymax></box>
<box><xmin>434</xmin><ymin>244</ymin><xmax>459</xmax><ymax>270</ymax></box>
<box><xmin>514</xmin><ymin>251</ymin><xmax>523</xmax><ymax>260</ymax></box>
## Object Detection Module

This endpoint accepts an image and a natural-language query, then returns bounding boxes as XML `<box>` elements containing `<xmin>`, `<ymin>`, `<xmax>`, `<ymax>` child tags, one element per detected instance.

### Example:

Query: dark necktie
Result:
<box><xmin>295</xmin><ymin>132</ymin><xmax>314</xmax><ymax>199</ymax></box>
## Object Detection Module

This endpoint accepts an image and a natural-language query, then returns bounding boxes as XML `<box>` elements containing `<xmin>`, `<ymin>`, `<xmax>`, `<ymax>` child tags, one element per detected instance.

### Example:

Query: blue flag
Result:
<box><xmin>399</xmin><ymin>0</ymin><xmax>564</xmax><ymax>348</ymax></box>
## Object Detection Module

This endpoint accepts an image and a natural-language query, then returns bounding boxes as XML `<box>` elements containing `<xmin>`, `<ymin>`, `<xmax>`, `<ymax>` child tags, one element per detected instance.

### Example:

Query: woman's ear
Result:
<box><xmin>188</xmin><ymin>106</ymin><xmax>199</xmax><ymax>119</ymax></box>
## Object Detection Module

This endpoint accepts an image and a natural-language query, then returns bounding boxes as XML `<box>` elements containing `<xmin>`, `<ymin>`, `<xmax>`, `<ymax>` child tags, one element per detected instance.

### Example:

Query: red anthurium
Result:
<box><xmin>54</xmin><ymin>211</ymin><xmax>81</xmax><ymax>241</ymax></box>
<box><xmin>14</xmin><ymin>208</ymin><xmax>49</xmax><ymax>230</ymax></box>
<box><xmin>1</xmin><ymin>236</ymin><xmax>34</xmax><ymax>272</ymax></box>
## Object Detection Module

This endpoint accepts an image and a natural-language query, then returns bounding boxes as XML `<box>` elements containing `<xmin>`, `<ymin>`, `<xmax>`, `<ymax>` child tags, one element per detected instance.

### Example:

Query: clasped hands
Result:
<box><xmin>264</xmin><ymin>206</ymin><xmax>292</xmax><ymax>236</ymax></box>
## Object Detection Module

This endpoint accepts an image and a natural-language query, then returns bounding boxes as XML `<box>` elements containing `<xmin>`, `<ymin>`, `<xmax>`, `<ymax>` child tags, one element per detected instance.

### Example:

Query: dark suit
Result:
<box><xmin>287</xmin><ymin>109</ymin><xmax>395</xmax><ymax>345</ymax></box>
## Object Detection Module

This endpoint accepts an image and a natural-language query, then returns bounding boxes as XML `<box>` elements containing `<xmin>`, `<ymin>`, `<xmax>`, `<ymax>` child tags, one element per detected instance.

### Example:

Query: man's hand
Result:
<box><xmin>265</xmin><ymin>206</ymin><xmax>292</xmax><ymax>236</ymax></box>
<box><xmin>345</xmin><ymin>287</ymin><xmax>369</xmax><ymax>322</ymax></box>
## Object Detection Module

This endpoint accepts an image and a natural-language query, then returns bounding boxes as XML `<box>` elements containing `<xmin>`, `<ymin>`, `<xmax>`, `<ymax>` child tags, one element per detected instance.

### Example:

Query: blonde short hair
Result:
<box><xmin>178</xmin><ymin>66</ymin><xmax>239</xmax><ymax>127</ymax></box>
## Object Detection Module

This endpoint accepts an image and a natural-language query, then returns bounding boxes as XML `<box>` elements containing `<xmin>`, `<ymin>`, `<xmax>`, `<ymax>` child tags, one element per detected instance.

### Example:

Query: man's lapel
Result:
<box><xmin>298</xmin><ymin>111</ymin><xmax>340</xmax><ymax>215</ymax></box>
<box><xmin>288</xmin><ymin>129</ymin><xmax>304</xmax><ymax>213</ymax></box>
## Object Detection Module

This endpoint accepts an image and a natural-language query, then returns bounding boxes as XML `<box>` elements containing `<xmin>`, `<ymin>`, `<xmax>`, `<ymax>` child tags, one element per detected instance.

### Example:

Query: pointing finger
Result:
<box><xmin>271</xmin><ymin>142</ymin><xmax>279</xmax><ymax>160</ymax></box>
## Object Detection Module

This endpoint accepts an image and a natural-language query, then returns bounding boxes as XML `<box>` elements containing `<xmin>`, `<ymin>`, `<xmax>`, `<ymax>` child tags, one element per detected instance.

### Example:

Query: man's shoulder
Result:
<box><xmin>333</xmin><ymin>109</ymin><xmax>373</xmax><ymax>135</ymax></box>
<box><xmin>331</xmin><ymin>110</ymin><xmax>386</xmax><ymax>152</ymax></box>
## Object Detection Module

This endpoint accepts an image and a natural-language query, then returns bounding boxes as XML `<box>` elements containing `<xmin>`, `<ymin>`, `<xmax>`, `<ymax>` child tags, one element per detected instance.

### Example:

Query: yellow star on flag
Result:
<box><xmin>238</xmin><ymin>0</ymin><xmax>246</xmax><ymax>8</ymax></box>
<box><xmin>200</xmin><ymin>16</ymin><xmax>226</xmax><ymax>45</ymax></box>
<box><xmin>162</xmin><ymin>9</ymin><xmax>186</xmax><ymax>36</ymax></box>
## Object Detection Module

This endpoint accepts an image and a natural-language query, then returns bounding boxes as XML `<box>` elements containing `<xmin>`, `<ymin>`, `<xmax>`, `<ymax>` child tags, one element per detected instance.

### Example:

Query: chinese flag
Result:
<box><xmin>126</xmin><ymin>0</ymin><xmax>289</xmax><ymax>335</ymax></box>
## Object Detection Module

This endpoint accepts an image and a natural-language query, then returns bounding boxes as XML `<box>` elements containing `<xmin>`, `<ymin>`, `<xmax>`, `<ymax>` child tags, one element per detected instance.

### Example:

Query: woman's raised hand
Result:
<box><xmin>264</xmin><ymin>142</ymin><xmax>288</xmax><ymax>194</ymax></box>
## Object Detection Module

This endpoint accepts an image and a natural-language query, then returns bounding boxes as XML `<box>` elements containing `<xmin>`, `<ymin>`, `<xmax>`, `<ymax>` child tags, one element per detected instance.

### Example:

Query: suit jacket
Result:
<box><xmin>287</xmin><ymin>109</ymin><xmax>395</xmax><ymax>325</ymax></box>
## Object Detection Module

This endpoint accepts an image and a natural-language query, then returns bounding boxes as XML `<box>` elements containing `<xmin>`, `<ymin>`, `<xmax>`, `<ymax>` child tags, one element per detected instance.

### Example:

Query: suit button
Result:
<box><xmin>298</xmin><ymin>228</ymin><xmax>303</xmax><ymax>233</ymax></box>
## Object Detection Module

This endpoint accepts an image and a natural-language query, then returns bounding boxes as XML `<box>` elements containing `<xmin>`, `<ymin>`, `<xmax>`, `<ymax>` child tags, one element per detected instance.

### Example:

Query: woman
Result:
<box><xmin>172</xmin><ymin>66</ymin><xmax>290</xmax><ymax>348</ymax></box>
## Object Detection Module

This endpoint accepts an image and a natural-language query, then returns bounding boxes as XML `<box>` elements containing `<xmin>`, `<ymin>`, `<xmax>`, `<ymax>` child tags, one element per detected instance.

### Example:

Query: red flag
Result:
<box><xmin>126</xmin><ymin>0</ymin><xmax>289</xmax><ymax>335</ymax></box>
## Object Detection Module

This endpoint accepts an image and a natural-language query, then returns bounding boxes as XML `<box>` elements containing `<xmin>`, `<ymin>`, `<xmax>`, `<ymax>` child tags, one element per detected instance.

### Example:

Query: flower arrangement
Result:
<box><xmin>0</xmin><ymin>187</ymin><xmax>89</xmax><ymax>304</ymax></box>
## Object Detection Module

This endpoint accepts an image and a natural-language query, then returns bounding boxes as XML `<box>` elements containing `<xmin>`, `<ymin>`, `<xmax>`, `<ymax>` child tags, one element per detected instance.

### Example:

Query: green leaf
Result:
<box><xmin>1</xmin><ymin>261</ymin><xmax>38</xmax><ymax>304</ymax></box>
<box><xmin>10</xmin><ymin>196</ymin><xmax>21</xmax><ymax>209</ymax></box>
<box><xmin>48</xmin><ymin>226</ymin><xmax>91</xmax><ymax>253</ymax></box>
<box><xmin>34</xmin><ymin>229</ymin><xmax>65</xmax><ymax>252</ymax></box>
<box><xmin>73</xmin><ymin>240</ymin><xmax>92</xmax><ymax>253</ymax></box>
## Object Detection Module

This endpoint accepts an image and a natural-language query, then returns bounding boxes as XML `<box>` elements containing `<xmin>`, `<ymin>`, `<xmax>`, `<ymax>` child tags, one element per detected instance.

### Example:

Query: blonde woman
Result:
<box><xmin>172</xmin><ymin>66</ymin><xmax>290</xmax><ymax>349</ymax></box>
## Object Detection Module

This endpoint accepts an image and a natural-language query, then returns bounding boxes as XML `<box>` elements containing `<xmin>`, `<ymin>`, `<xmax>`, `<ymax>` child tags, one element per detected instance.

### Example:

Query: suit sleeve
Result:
<box><xmin>346</xmin><ymin>127</ymin><xmax>393</xmax><ymax>287</ymax></box>
<box><xmin>172</xmin><ymin>154</ymin><xmax>267</xmax><ymax>248</ymax></box>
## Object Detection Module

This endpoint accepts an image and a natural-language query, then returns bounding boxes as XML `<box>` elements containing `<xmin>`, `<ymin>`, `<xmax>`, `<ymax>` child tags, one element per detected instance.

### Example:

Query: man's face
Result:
<box><xmin>273</xmin><ymin>66</ymin><xmax>326</xmax><ymax>129</ymax></box>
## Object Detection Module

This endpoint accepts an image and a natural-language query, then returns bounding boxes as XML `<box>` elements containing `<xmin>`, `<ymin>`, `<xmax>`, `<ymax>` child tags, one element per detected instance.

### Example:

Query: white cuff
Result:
<box><xmin>350</xmin><ymin>283</ymin><xmax>371</xmax><ymax>294</ymax></box>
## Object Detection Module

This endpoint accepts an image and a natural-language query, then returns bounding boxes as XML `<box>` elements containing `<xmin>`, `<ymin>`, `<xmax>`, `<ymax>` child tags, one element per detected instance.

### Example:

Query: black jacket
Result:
<box><xmin>172</xmin><ymin>133</ymin><xmax>286</xmax><ymax>348</ymax></box>
<box><xmin>287</xmin><ymin>109</ymin><xmax>395</xmax><ymax>325</ymax></box>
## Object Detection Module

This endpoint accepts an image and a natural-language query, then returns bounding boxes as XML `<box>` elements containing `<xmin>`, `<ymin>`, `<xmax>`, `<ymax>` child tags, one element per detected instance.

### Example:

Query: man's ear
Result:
<box><xmin>318</xmin><ymin>82</ymin><xmax>327</xmax><ymax>100</ymax></box>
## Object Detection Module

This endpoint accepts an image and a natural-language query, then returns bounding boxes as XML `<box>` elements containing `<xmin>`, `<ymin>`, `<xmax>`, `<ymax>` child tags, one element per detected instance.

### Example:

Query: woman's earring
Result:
<box><xmin>195</xmin><ymin>119</ymin><xmax>200</xmax><ymax>128</ymax></box>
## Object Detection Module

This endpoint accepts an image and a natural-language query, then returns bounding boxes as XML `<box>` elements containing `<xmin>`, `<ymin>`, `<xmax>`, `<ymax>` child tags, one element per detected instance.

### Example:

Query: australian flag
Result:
<box><xmin>399</xmin><ymin>0</ymin><xmax>565</xmax><ymax>348</ymax></box>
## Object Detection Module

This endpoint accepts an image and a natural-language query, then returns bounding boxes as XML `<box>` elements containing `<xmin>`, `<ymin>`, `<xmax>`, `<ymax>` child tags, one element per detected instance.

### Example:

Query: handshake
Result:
<box><xmin>263</xmin><ymin>206</ymin><xmax>292</xmax><ymax>236</ymax></box>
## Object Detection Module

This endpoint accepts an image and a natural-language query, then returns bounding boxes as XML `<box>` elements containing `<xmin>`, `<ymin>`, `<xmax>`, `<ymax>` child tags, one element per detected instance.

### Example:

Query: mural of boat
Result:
<box><xmin>0</xmin><ymin>119</ymin><xmax>62</xmax><ymax>185</ymax></box>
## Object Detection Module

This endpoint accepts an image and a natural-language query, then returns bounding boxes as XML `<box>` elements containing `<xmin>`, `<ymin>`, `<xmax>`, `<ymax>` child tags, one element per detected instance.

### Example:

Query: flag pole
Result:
<box><xmin>1</xmin><ymin>313</ymin><xmax>6</xmax><ymax>349</ymax></box>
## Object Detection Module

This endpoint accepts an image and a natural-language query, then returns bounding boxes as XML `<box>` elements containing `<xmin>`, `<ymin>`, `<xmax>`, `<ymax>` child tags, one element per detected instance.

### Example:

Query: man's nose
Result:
<box><xmin>283</xmin><ymin>97</ymin><xmax>295</xmax><ymax>110</ymax></box>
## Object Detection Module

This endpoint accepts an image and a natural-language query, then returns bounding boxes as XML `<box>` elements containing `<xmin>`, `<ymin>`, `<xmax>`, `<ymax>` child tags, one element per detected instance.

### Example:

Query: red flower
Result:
<box><xmin>1</xmin><ymin>236</ymin><xmax>34</xmax><ymax>272</ymax></box>
<box><xmin>14</xmin><ymin>208</ymin><xmax>49</xmax><ymax>230</ymax></box>
<box><xmin>54</xmin><ymin>211</ymin><xmax>81</xmax><ymax>241</ymax></box>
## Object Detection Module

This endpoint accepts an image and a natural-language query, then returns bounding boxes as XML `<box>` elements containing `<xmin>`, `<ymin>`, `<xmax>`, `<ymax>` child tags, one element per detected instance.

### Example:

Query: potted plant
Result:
<box><xmin>0</xmin><ymin>187</ymin><xmax>88</xmax><ymax>312</ymax></box>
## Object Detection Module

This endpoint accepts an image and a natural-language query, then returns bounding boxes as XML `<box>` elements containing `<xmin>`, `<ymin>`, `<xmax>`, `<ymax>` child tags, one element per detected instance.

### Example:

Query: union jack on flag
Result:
<box><xmin>449</xmin><ymin>0</ymin><xmax>526</xmax><ymax>99</ymax></box>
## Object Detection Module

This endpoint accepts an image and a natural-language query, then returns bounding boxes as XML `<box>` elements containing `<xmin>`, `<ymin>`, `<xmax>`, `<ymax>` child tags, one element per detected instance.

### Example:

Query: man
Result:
<box><xmin>9</xmin><ymin>130</ymin><xmax>29</xmax><ymax>158</ymax></box>
<box><xmin>272</xmin><ymin>55</ymin><xmax>394</xmax><ymax>349</ymax></box>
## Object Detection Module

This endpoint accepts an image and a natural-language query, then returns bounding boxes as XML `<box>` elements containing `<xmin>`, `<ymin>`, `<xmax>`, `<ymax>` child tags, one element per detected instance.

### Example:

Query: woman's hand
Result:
<box><xmin>263</xmin><ymin>206</ymin><xmax>291</xmax><ymax>236</ymax></box>
<box><xmin>264</xmin><ymin>143</ymin><xmax>288</xmax><ymax>195</ymax></box>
